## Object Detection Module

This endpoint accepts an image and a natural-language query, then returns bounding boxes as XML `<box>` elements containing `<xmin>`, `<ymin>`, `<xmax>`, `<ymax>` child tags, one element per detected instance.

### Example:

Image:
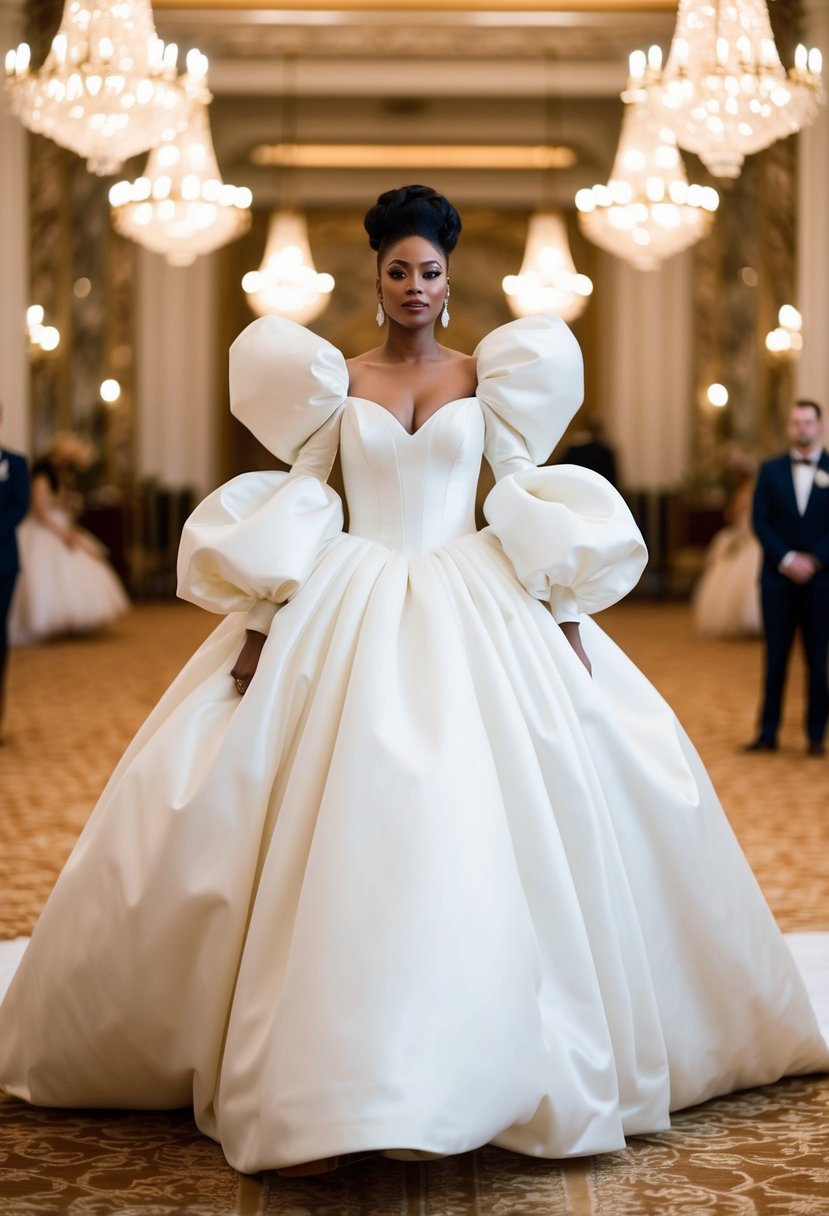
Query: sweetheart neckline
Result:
<box><xmin>347</xmin><ymin>395</ymin><xmax>477</xmax><ymax>438</ymax></box>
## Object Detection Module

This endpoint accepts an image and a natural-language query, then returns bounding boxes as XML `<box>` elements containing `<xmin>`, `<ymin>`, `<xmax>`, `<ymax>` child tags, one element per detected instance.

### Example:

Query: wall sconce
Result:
<box><xmin>765</xmin><ymin>305</ymin><xmax>803</xmax><ymax>361</ymax></box>
<box><xmin>26</xmin><ymin>304</ymin><xmax>60</xmax><ymax>354</ymax></box>
<box><xmin>100</xmin><ymin>379</ymin><xmax>122</xmax><ymax>405</ymax></box>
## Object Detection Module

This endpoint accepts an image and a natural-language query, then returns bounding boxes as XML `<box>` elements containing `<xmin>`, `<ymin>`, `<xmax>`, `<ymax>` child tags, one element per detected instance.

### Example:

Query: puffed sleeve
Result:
<box><xmin>229</xmin><ymin>315</ymin><xmax>349</xmax><ymax>466</ymax></box>
<box><xmin>476</xmin><ymin>316</ymin><xmax>647</xmax><ymax>622</ymax></box>
<box><xmin>476</xmin><ymin>313</ymin><xmax>584</xmax><ymax>480</ymax></box>
<box><xmin>176</xmin><ymin>317</ymin><xmax>348</xmax><ymax>628</ymax></box>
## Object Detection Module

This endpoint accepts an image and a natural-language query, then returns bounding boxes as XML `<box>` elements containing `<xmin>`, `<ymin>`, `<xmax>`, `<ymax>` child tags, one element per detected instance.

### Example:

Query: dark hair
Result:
<box><xmin>364</xmin><ymin>185</ymin><xmax>462</xmax><ymax>260</ymax></box>
<box><xmin>795</xmin><ymin>398</ymin><xmax>822</xmax><ymax>420</ymax></box>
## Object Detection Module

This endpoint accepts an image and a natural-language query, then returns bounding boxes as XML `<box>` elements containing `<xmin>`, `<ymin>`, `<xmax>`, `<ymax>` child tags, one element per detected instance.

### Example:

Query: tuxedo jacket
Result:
<box><xmin>752</xmin><ymin>449</ymin><xmax>829</xmax><ymax>588</ymax></box>
<box><xmin>0</xmin><ymin>448</ymin><xmax>30</xmax><ymax>575</ymax></box>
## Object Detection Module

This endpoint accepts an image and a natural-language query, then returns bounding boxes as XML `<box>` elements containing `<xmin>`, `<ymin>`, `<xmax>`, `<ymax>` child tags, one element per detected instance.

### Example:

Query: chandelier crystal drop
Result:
<box><xmin>242</xmin><ymin>210</ymin><xmax>335</xmax><ymax>324</ymax></box>
<box><xmin>502</xmin><ymin>212</ymin><xmax>593</xmax><ymax>323</ymax></box>
<box><xmin>109</xmin><ymin>62</ymin><xmax>252</xmax><ymax>267</ymax></box>
<box><xmin>649</xmin><ymin>0</ymin><xmax>824</xmax><ymax>179</ymax></box>
<box><xmin>576</xmin><ymin>51</ymin><xmax>719</xmax><ymax>272</ymax></box>
<box><xmin>4</xmin><ymin>0</ymin><xmax>204</xmax><ymax>176</ymax></box>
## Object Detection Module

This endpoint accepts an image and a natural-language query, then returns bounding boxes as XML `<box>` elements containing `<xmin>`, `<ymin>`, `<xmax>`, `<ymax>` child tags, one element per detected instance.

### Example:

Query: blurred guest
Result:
<box><xmin>745</xmin><ymin>400</ymin><xmax>829</xmax><ymax>756</ymax></box>
<box><xmin>0</xmin><ymin>405</ymin><xmax>29</xmax><ymax>739</ymax></box>
<box><xmin>9</xmin><ymin>433</ymin><xmax>129</xmax><ymax>646</ymax></box>
<box><xmin>558</xmin><ymin>415</ymin><xmax>618</xmax><ymax>487</ymax></box>
<box><xmin>692</xmin><ymin>462</ymin><xmax>762</xmax><ymax>638</ymax></box>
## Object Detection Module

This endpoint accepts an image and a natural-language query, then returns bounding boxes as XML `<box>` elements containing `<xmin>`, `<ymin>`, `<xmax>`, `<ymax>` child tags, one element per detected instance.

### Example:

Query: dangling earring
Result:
<box><xmin>441</xmin><ymin>287</ymin><xmax>450</xmax><ymax>329</ymax></box>
<box><xmin>376</xmin><ymin>299</ymin><xmax>385</xmax><ymax>327</ymax></box>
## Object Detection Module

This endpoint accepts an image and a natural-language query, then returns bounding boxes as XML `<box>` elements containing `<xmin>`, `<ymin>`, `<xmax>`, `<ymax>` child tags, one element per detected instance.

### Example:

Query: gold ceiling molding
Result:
<box><xmin>250</xmin><ymin>142</ymin><xmax>578</xmax><ymax>170</ymax></box>
<box><xmin>155</xmin><ymin>1</ymin><xmax>675</xmax><ymax>12</ymax></box>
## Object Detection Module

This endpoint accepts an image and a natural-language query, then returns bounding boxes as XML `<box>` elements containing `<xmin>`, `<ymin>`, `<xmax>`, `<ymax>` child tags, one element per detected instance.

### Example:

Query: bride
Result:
<box><xmin>0</xmin><ymin>185</ymin><xmax>826</xmax><ymax>1176</ymax></box>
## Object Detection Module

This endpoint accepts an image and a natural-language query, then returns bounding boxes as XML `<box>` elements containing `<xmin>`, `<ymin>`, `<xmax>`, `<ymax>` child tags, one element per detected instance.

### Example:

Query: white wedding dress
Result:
<box><xmin>692</xmin><ymin>499</ymin><xmax>762</xmax><ymax>639</ymax></box>
<box><xmin>9</xmin><ymin>504</ymin><xmax>129</xmax><ymax>645</ymax></box>
<box><xmin>0</xmin><ymin>315</ymin><xmax>826</xmax><ymax>1174</ymax></box>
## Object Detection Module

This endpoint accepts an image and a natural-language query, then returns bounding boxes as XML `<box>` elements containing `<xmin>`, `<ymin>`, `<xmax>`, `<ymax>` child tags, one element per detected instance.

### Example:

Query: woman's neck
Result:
<box><xmin>379</xmin><ymin>323</ymin><xmax>444</xmax><ymax>364</ymax></box>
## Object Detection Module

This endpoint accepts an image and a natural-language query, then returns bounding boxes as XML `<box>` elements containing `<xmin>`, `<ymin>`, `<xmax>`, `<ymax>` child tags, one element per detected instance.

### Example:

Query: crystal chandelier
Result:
<box><xmin>242</xmin><ymin>210</ymin><xmax>335</xmax><ymax>324</ymax></box>
<box><xmin>502</xmin><ymin>212</ymin><xmax>593</xmax><ymax>322</ymax></box>
<box><xmin>649</xmin><ymin>0</ymin><xmax>824</xmax><ymax>179</ymax></box>
<box><xmin>576</xmin><ymin>50</ymin><xmax>719</xmax><ymax>272</ymax></box>
<box><xmin>4</xmin><ymin>0</ymin><xmax>202</xmax><ymax>176</ymax></box>
<box><xmin>108</xmin><ymin>56</ymin><xmax>252</xmax><ymax>266</ymax></box>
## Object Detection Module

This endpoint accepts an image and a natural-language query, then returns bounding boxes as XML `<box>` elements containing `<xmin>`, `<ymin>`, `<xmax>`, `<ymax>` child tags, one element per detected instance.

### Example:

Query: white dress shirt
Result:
<box><xmin>790</xmin><ymin>446</ymin><xmax>821</xmax><ymax>516</ymax></box>
<box><xmin>780</xmin><ymin>446</ymin><xmax>822</xmax><ymax>570</ymax></box>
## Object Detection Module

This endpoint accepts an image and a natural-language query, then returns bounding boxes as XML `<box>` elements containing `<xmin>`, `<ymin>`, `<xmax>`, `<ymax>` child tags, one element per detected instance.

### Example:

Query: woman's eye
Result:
<box><xmin>388</xmin><ymin>270</ymin><xmax>405</xmax><ymax>279</ymax></box>
<box><xmin>424</xmin><ymin>270</ymin><xmax>441</xmax><ymax>279</ymax></box>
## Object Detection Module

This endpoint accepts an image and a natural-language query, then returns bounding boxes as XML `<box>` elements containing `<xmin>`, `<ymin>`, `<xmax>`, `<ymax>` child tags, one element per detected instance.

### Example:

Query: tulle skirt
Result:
<box><xmin>692</xmin><ymin>526</ymin><xmax>762</xmax><ymax>638</ymax></box>
<box><xmin>9</xmin><ymin>512</ymin><xmax>129</xmax><ymax>645</ymax></box>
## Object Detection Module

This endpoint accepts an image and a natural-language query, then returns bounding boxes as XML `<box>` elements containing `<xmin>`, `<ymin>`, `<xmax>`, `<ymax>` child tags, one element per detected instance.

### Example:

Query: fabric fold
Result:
<box><xmin>484</xmin><ymin>465</ymin><xmax>648</xmax><ymax>622</ymax></box>
<box><xmin>177</xmin><ymin>471</ymin><xmax>344</xmax><ymax>616</ymax></box>
<box><xmin>475</xmin><ymin>313</ymin><xmax>585</xmax><ymax>476</ymax></box>
<box><xmin>229</xmin><ymin>316</ymin><xmax>348</xmax><ymax>464</ymax></box>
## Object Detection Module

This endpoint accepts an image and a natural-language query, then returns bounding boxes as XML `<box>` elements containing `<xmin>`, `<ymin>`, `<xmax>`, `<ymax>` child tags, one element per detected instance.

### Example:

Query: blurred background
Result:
<box><xmin>1</xmin><ymin>0</ymin><xmax>826</xmax><ymax>599</ymax></box>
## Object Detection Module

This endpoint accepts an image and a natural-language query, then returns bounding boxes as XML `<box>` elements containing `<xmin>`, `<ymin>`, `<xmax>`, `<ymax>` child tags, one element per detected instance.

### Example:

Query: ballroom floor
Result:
<box><xmin>1</xmin><ymin>600</ymin><xmax>827</xmax><ymax>1214</ymax></box>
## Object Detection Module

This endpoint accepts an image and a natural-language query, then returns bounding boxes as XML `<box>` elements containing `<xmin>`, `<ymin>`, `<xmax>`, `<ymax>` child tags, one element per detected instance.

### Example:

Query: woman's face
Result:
<box><xmin>377</xmin><ymin>236</ymin><xmax>448</xmax><ymax>330</ymax></box>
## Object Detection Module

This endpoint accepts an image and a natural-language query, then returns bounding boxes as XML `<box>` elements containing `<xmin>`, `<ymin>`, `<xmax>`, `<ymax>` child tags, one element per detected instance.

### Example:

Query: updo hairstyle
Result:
<box><xmin>364</xmin><ymin>185</ymin><xmax>462</xmax><ymax>261</ymax></box>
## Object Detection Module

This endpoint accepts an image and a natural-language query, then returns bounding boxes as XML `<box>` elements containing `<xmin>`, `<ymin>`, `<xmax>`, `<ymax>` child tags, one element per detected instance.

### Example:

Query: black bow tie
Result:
<box><xmin>792</xmin><ymin>456</ymin><xmax>815</xmax><ymax>465</ymax></box>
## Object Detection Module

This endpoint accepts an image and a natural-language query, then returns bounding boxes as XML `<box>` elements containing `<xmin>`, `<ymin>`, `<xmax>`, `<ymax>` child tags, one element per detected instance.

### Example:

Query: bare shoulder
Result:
<box><xmin>441</xmin><ymin>348</ymin><xmax>478</xmax><ymax>391</ymax></box>
<box><xmin>346</xmin><ymin>347</ymin><xmax>383</xmax><ymax>370</ymax></box>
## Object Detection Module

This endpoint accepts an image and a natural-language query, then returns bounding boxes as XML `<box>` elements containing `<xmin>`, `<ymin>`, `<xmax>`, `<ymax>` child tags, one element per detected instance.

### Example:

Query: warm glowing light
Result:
<box><xmin>26</xmin><ymin>304</ymin><xmax>60</xmax><ymax>354</ymax></box>
<box><xmin>765</xmin><ymin>304</ymin><xmax>805</xmax><ymax>361</ymax></box>
<box><xmin>648</xmin><ymin>0</ymin><xmax>824</xmax><ymax>179</ymax></box>
<box><xmin>249</xmin><ymin>142</ymin><xmax>578</xmax><ymax>172</ymax></box>
<box><xmin>39</xmin><ymin>326</ymin><xmax>60</xmax><ymax>351</ymax></box>
<box><xmin>243</xmin><ymin>211</ymin><xmax>335</xmax><ymax>324</ymax></box>
<box><xmin>110</xmin><ymin>95</ymin><xmax>251</xmax><ymax>265</ymax></box>
<box><xmin>4</xmin><ymin>1</ymin><xmax>208</xmax><ymax>175</ymax></box>
<box><xmin>577</xmin><ymin>60</ymin><xmax>717</xmax><ymax>271</ymax></box>
<box><xmin>778</xmin><ymin>304</ymin><xmax>802</xmax><ymax>332</ymax></box>
<box><xmin>707</xmin><ymin>383</ymin><xmax>729</xmax><ymax>407</ymax></box>
<box><xmin>100</xmin><ymin>378</ymin><xmax>121</xmax><ymax>403</ymax></box>
<box><xmin>502</xmin><ymin>212</ymin><xmax>592</xmax><ymax>322</ymax></box>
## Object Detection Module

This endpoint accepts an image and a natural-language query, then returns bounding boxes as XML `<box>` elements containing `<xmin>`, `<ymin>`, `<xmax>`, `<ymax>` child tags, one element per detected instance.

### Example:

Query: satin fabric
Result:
<box><xmin>1</xmin><ymin>316</ymin><xmax>826</xmax><ymax>1174</ymax></box>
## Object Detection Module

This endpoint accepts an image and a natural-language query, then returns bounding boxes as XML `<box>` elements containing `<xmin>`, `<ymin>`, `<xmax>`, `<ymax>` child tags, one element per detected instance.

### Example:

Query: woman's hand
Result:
<box><xmin>231</xmin><ymin>629</ymin><xmax>267</xmax><ymax>696</ymax></box>
<box><xmin>559</xmin><ymin>620</ymin><xmax>592</xmax><ymax>677</ymax></box>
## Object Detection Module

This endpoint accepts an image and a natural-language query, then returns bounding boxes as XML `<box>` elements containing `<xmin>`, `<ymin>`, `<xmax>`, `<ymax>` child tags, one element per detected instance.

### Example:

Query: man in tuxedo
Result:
<box><xmin>746</xmin><ymin>399</ymin><xmax>829</xmax><ymax>756</ymax></box>
<box><xmin>0</xmin><ymin>405</ymin><xmax>30</xmax><ymax>741</ymax></box>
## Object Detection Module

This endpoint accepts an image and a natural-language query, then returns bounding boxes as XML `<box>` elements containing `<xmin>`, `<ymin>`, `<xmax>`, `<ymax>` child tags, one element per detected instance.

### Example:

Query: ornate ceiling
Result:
<box><xmin>150</xmin><ymin>2</ymin><xmax>681</xmax><ymax>209</ymax></box>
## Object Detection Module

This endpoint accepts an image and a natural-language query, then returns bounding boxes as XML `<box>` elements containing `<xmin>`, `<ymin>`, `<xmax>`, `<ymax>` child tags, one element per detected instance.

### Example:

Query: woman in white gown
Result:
<box><xmin>9</xmin><ymin>445</ymin><xmax>129</xmax><ymax>645</ymax></box>
<box><xmin>692</xmin><ymin>475</ymin><xmax>763</xmax><ymax>638</ymax></box>
<box><xmin>0</xmin><ymin>186</ymin><xmax>826</xmax><ymax>1176</ymax></box>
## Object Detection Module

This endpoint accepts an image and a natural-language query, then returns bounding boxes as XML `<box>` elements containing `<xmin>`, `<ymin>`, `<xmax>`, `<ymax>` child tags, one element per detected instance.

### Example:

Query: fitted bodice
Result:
<box><xmin>179</xmin><ymin>312</ymin><xmax>647</xmax><ymax>634</ymax></box>
<box><xmin>340</xmin><ymin>396</ymin><xmax>484</xmax><ymax>557</ymax></box>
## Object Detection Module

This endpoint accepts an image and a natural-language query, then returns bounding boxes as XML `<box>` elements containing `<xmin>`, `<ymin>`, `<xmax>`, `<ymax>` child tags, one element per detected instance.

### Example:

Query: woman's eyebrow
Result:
<box><xmin>386</xmin><ymin>258</ymin><xmax>443</xmax><ymax>268</ymax></box>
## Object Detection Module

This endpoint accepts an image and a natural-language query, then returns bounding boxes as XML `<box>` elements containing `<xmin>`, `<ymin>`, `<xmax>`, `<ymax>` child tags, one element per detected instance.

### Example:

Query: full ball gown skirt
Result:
<box><xmin>0</xmin><ymin>316</ymin><xmax>826</xmax><ymax>1175</ymax></box>
<box><xmin>9</xmin><ymin>508</ymin><xmax>129</xmax><ymax>645</ymax></box>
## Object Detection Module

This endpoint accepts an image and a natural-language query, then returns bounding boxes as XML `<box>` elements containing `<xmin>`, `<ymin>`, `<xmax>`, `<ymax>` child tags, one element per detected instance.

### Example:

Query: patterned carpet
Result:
<box><xmin>1</xmin><ymin>600</ymin><xmax>827</xmax><ymax>1215</ymax></box>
